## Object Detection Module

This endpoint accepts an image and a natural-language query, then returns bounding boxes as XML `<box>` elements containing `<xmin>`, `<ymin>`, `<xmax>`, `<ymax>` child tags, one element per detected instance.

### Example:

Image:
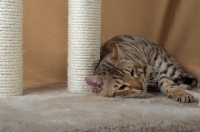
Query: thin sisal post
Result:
<box><xmin>0</xmin><ymin>0</ymin><xmax>23</xmax><ymax>96</ymax></box>
<box><xmin>68</xmin><ymin>0</ymin><xmax>101</xmax><ymax>92</ymax></box>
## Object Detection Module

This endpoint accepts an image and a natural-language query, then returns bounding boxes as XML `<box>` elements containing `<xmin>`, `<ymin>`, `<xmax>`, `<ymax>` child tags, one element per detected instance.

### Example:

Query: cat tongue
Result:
<box><xmin>85</xmin><ymin>76</ymin><xmax>103</xmax><ymax>91</ymax></box>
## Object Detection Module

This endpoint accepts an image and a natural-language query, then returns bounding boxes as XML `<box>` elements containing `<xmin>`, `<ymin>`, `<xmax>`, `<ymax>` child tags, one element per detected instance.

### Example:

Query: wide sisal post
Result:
<box><xmin>68</xmin><ymin>0</ymin><xmax>101</xmax><ymax>92</ymax></box>
<box><xmin>0</xmin><ymin>0</ymin><xmax>23</xmax><ymax>96</ymax></box>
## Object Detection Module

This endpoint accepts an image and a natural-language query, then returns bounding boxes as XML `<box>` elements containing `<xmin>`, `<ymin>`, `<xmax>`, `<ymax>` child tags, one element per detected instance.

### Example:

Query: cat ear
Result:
<box><xmin>112</xmin><ymin>44</ymin><xmax>118</xmax><ymax>60</ymax></box>
<box><xmin>112</xmin><ymin>44</ymin><xmax>121</xmax><ymax>62</ymax></box>
<box><xmin>85</xmin><ymin>76</ymin><xmax>104</xmax><ymax>91</ymax></box>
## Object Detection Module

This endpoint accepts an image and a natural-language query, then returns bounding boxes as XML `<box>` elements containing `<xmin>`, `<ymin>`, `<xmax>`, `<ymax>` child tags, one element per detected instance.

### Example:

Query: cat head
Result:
<box><xmin>85</xmin><ymin>44</ymin><xmax>147</xmax><ymax>98</ymax></box>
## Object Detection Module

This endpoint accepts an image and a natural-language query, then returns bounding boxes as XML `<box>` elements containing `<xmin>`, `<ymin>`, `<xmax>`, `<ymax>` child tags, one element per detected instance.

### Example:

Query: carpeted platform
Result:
<box><xmin>0</xmin><ymin>84</ymin><xmax>200</xmax><ymax>132</ymax></box>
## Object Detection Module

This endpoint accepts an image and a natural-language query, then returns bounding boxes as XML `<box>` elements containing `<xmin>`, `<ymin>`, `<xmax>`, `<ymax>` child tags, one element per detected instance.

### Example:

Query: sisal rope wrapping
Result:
<box><xmin>0</xmin><ymin>0</ymin><xmax>23</xmax><ymax>96</ymax></box>
<box><xmin>68</xmin><ymin>0</ymin><xmax>101</xmax><ymax>92</ymax></box>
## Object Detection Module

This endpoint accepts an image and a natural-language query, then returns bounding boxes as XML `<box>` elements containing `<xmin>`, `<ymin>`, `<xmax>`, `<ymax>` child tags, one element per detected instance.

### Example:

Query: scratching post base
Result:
<box><xmin>0</xmin><ymin>84</ymin><xmax>199</xmax><ymax>131</ymax></box>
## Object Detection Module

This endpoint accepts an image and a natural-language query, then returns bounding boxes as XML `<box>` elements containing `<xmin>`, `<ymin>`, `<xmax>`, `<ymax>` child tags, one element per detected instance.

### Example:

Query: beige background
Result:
<box><xmin>23</xmin><ymin>0</ymin><xmax>200</xmax><ymax>86</ymax></box>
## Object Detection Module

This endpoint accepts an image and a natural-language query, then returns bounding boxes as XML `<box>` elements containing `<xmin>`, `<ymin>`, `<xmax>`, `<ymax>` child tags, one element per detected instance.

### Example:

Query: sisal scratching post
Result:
<box><xmin>0</xmin><ymin>0</ymin><xmax>23</xmax><ymax>96</ymax></box>
<box><xmin>68</xmin><ymin>0</ymin><xmax>101</xmax><ymax>92</ymax></box>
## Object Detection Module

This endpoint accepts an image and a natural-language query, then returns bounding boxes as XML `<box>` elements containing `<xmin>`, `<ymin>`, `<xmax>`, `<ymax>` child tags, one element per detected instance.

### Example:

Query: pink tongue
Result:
<box><xmin>95</xmin><ymin>86</ymin><xmax>101</xmax><ymax>91</ymax></box>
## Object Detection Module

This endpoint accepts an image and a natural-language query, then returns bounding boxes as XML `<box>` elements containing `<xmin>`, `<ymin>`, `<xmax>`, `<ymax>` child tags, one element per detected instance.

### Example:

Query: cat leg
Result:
<box><xmin>157</xmin><ymin>73</ymin><xmax>194</xmax><ymax>103</ymax></box>
<box><xmin>153</xmin><ymin>55</ymin><xmax>198</xmax><ymax>89</ymax></box>
<box><xmin>172</xmin><ymin>73</ymin><xmax>198</xmax><ymax>90</ymax></box>
<box><xmin>164</xmin><ymin>65</ymin><xmax>197</xmax><ymax>90</ymax></box>
<box><xmin>166</xmin><ymin>62</ymin><xmax>198</xmax><ymax>88</ymax></box>
<box><xmin>173</xmin><ymin>75</ymin><xmax>198</xmax><ymax>89</ymax></box>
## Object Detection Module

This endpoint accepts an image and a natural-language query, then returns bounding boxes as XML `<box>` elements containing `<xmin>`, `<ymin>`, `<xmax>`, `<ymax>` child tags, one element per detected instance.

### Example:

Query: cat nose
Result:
<box><xmin>131</xmin><ymin>78</ymin><xmax>143</xmax><ymax>90</ymax></box>
<box><xmin>136</xmin><ymin>83</ymin><xmax>143</xmax><ymax>90</ymax></box>
<box><xmin>130</xmin><ymin>83</ymin><xmax>143</xmax><ymax>90</ymax></box>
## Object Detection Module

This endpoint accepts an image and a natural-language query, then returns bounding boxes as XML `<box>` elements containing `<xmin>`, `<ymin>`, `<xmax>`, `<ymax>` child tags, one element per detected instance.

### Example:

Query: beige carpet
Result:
<box><xmin>0</xmin><ymin>84</ymin><xmax>200</xmax><ymax>132</ymax></box>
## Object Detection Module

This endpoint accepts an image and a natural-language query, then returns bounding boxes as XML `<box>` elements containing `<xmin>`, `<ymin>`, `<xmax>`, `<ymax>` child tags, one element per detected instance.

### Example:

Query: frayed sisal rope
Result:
<box><xmin>0</xmin><ymin>0</ymin><xmax>23</xmax><ymax>96</ymax></box>
<box><xmin>68</xmin><ymin>0</ymin><xmax>101</xmax><ymax>92</ymax></box>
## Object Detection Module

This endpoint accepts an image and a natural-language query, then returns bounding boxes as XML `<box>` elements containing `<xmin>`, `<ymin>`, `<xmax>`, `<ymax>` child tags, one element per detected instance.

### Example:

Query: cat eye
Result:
<box><xmin>131</xmin><ymin>69</ymin><xmax>134</xmax><ymax>77</ymax></box>
<box><xmin>118</xmin><ymin>84</ymin><xmax>127</xmax><ymax>90</ymax></box>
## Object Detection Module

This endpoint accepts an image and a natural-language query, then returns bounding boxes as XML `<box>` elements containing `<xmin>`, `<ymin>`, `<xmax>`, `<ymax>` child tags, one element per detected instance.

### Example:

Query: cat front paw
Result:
<box><xmin>167</xmin><ymin>88</ymin><xmax>194</xmax><ymax>103</ymax></box>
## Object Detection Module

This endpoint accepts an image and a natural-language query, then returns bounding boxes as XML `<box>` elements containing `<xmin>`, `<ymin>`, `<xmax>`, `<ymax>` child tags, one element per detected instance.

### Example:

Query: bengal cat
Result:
<box><xmin>85</xmin><ymin>35</ymin><xmax>198</xmax><ymax>103</ymax></box>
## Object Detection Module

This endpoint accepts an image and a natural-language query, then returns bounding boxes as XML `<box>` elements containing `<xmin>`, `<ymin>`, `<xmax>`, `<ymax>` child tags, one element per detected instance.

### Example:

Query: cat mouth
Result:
<box><xmin>118</xmin><ymin>81</ymin><xmax>147</xmax><ymax>98</ymax></box>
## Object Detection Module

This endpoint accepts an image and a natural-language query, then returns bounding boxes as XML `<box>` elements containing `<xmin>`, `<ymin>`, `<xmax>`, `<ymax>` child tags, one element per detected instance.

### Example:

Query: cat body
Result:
<box><xmin>86</xmin><ymin>35</ymin><xmax>198</xmax><ymax>103</ymax></box>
